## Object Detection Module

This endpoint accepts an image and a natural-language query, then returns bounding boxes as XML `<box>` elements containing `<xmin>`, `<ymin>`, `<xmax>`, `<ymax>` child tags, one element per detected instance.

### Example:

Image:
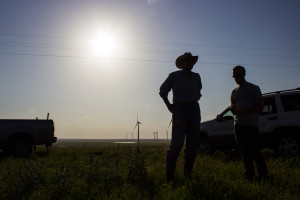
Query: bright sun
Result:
<box><xmin>90</xmin><ymin>33</ymin><xmax>118</xmax><ymax>57</ymax></box>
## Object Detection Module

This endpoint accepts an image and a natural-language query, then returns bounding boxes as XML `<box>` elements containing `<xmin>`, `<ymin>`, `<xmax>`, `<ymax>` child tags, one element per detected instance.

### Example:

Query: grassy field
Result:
<box><xmin>0</xmin><ymin>140</ymin><xmax>299</xmax><ymax>200</ymax></box>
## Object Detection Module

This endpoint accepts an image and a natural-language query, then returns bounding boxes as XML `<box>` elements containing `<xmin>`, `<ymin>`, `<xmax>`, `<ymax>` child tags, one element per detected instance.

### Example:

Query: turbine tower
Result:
<box><xmin>153</xmin><ymin>131</ymin><xmax>156</xmax><ymax>140</ymax></box>
<box><xmin>153</xmin><ymin>131</ymin><xmax>158</xmax><ymax>140</ymax></box>
<box><xmin>134</xmin><ymin>114</ymin><xmax>142</xmax><ymax>144</ymax></box>
<box><xmin>166</xmin><ymin>130</ymin><xmax>168</xmax><ymax>141</ymax></box>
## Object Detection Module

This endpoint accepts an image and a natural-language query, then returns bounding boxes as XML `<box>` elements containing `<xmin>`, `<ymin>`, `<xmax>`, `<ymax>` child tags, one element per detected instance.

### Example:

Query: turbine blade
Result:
<box><xmin>168</xmin><ymin>119</ymin><xmax>172</xmax><ymax>128</ymax></box>
<box><xmin>134</xmin><ymin>123</ymin><xmax>137</xmax><ymax>129</ymax></box>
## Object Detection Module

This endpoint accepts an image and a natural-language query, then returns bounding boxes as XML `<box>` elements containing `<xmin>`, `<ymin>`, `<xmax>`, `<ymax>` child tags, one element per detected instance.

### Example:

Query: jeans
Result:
<box><xmin>166</xmin><ymin>103</ymin><xmax>201</xmax><ymax>180</ymax></box>
<box><xmin>234</xmin><ymin>125</ymin><xmax>268</xmax><ymax>180</ymax></box>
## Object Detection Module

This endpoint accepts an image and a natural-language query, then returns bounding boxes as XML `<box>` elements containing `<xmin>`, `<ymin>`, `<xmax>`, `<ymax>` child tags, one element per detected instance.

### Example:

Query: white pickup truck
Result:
<box><xmin>0</xmin><ymin>114</ymin><xmax>56</xmax><ymax>156</ymax></box>
<box><xmin>200</xmin><ymin>88</ymin><xmax>300</xmax><ymax>157</ymax></box>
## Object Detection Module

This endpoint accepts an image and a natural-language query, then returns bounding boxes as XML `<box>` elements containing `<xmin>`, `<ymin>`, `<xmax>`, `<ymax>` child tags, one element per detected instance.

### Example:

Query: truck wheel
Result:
<box><xmin>10</xmin><ymin>137</ymin><xmax>33</xmax><ymax>157</ymax></box>
<box><xmin>277</xmin><ymin>136</ymin><xmax>299</xmax><ymax>157</ymax></box>
<box><xmin>198</xmin><ymin>139</ymin><xmax>213</xmax><ymax>154</ymax></box>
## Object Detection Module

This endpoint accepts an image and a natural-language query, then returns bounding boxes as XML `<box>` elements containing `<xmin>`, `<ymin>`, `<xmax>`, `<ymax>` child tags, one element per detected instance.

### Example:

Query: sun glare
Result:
<box><xmin>90</xmin><ymin>33</ymin><xmax>118</xmax><ymax>57</ymax></box>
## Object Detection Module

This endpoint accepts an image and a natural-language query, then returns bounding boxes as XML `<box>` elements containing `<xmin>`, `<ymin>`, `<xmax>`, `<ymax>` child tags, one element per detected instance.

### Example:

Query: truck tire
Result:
<box><xmin>277</xmin><ymin>136</ymin><xmax>299</xmax><ymax>157</ymax></box>
<box><xmin>10</xmin><ymin>136</ymin><xmax>33</xmax><ymax>157</ymax></box>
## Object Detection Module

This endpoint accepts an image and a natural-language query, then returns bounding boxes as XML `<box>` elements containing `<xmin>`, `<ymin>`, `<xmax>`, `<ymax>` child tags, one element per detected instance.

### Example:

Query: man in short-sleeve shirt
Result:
<box><xmin>230</xmin><ymin>65</ymin><xmax>268</xmax><ymax>181</ymax></box>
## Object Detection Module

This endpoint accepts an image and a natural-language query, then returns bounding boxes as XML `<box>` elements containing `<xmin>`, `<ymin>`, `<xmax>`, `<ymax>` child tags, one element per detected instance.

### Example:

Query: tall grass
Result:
<box><xmin>0</xmin><ymin>144</ymin><xmax>299</xmax><ymax>200</ymax></box>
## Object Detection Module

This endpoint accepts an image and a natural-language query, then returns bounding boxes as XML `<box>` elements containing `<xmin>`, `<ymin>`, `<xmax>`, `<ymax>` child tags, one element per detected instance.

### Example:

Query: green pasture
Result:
<box><xmin>0</xmin><ymin>140</ymin><xmax>299</xmax><ymax>200</ymax></box>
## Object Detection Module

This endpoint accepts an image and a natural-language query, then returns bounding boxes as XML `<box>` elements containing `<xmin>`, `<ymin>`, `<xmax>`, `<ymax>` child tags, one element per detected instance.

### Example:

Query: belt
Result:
<box><xmin>174</xmin><ymin>101</ymin><xmax>198</xmax><ymax>106</ymax></box>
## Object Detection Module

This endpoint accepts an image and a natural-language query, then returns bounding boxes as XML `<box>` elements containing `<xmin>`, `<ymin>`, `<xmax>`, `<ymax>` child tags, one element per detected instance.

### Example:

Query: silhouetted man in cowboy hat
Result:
<box><xmin>160</xmin><ymin>52</ymin><xmax>202</xmax><ymax>182</ymax></box>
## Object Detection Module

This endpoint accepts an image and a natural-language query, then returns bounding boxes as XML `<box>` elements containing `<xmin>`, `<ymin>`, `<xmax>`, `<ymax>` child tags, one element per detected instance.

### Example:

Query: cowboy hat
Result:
<box><xmin>175</xmin><ymin>52</ymin><xmax>198</xmax><ymax>69</ymax></box>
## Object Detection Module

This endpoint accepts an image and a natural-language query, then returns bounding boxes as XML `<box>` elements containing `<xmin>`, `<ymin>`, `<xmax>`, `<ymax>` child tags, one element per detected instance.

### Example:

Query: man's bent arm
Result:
<box><xmin>162</xmin><ymin>97</ymin><xmax>173</xmax><ymax>113</ymax></box>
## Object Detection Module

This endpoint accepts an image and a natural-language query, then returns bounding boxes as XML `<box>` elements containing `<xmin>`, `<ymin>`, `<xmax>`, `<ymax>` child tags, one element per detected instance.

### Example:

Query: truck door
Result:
<box><xmin>211</xmin><ymin>108</ymin><xmax>235</xmax><ymax>149</ymax></box>
<box><xmin>259</xmin><ymin>96</ymin><xmax>279</xmax><ymax>146</ymax></box>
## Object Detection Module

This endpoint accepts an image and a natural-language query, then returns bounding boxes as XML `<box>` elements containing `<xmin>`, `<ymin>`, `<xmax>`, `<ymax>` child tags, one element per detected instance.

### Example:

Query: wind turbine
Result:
<box><xmin>134</xmin><ymin>114</ymin><xmax>142</xmax><ymax>144</ymax></box>
<box><xmin>168</xmin><ymin>119</ymin><xmax>172</xmax><ymax>128</ymax></box>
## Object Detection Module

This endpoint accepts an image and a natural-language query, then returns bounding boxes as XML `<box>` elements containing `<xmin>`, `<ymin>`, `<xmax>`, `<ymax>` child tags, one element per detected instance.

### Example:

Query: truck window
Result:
<box><xmin>280</xmin><ymin>93</ymin><xmax>300</xmax><ymax>112</ymax></box>
<box><xmin>223</xmin><ymin>110</ymin><xmax>234</xmax><ymax>118</ymax></box>
<box><xmin>217</xmin><ymin>108</ymin><xmax>234</xmax><ymax>121</ymax></box>
<box><xmin>261</xmin><ymin>97</ymin><xmax>277</xmax><ymax>115</ymax></box>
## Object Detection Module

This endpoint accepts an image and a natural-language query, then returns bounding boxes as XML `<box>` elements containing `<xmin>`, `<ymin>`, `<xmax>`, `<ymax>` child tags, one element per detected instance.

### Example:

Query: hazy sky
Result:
<box><xmin>0</xmin><ymin>0</ymin><xmax>299</xmax><ymax>139</ymax></box>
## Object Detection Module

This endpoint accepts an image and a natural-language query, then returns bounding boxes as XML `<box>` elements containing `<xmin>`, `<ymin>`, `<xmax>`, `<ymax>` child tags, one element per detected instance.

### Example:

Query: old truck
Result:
<box><xmin>0</xmin><ymin>114</ymin><xmax>56</xmax><ymax>156</ymax></box>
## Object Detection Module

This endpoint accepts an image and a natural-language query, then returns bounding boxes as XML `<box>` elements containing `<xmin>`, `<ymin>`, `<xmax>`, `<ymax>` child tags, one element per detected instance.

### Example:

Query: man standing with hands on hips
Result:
<box><xmin>230</xmin><ymin>65</ymin><xmax>268</xmax><ymax>182</ymax></box>
<box><xmin>159</xmin><ymin>52</ymin><xmax>202</xmax><ymax>182</ymax></box>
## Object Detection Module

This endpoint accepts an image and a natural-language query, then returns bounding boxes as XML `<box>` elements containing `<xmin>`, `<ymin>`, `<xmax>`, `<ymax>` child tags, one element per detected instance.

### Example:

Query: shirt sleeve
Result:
<box><xmin>159</xmin><ymin>73</ymin><xmax>174</xmax><ymax>99</ymax></box>
<box><xmin>253</xmin><ymin>86</ymin><xmax>263</xmax><ymax>100</ymax></box>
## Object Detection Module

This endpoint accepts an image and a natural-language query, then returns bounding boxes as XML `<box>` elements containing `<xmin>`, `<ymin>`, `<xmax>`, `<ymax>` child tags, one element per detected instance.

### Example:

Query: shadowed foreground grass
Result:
<box><xmin>0</xmin><ymin>143</ymin><xmax>299</xmax><ymax>200</ymax></box>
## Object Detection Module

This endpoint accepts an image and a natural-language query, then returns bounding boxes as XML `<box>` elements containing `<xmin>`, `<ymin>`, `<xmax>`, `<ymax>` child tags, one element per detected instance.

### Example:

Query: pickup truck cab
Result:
<box><xmin>0</xmin><ymin>117</ymin><xmax>56</xmax><ymax>157</ymax></box>
<box><xmin>200</xmin><ymin>88</ymin><xmax>300</xmax><ymax>156</ymax></box>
